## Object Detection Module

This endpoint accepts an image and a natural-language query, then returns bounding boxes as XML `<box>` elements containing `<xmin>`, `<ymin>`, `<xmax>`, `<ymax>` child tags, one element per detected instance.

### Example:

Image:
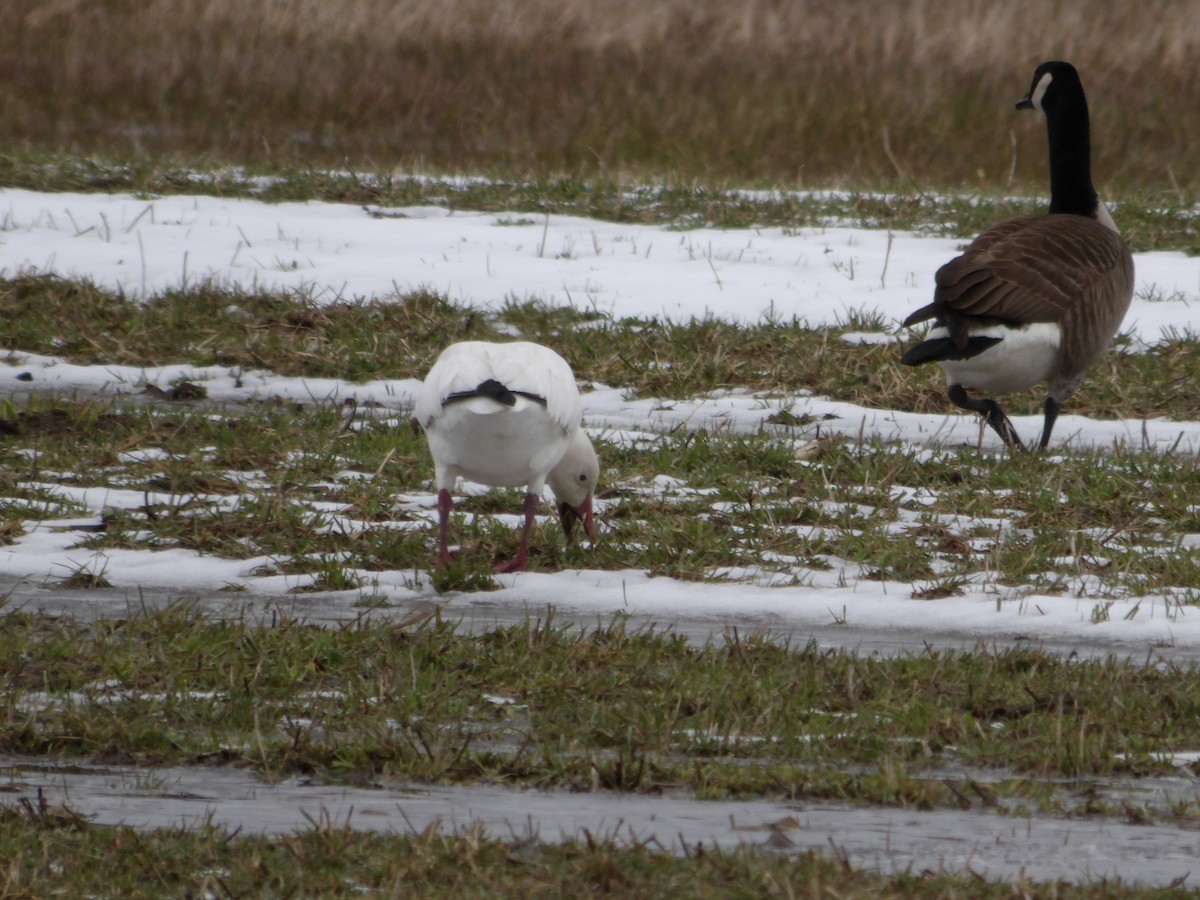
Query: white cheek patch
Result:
<box><xmin>1030</xmin><ymin>72</ymin><xmax>1053</xmax><ymax>112</ymax></box>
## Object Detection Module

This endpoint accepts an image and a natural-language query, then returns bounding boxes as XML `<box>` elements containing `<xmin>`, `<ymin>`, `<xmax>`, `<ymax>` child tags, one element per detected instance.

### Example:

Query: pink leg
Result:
<box><xmin>493</xmin><ymin>492</ymin><xmax>538</xmax><ymax>573</ymax></box>
<box><xmin>435</xmin><ymin>489</ymin><xmax>454</xmax><ymax>568</ymax></box>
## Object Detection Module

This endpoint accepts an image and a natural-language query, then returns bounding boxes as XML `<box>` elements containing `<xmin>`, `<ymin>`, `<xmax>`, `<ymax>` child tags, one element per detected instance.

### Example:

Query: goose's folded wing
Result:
<box><xmin>932</xmin><ymin>215</ymin><xmax>1131</xmax><ymax>325</ymax></box>
<box><xmin>483</xmin><ymin>342</ymin><xmax>584</xmax><ymax>433</ymax></box>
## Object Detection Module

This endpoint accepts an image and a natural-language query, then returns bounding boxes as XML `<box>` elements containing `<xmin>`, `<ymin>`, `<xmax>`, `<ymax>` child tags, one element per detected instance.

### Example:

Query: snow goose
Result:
<box><xmin>416</xmin><ymin>340</ymin><xmax>599</xmax><ymax>572</ymax></box>
<box><xmin>900</xmin><ymin>61</ymin><xmax>1135</xmax><ymax>450</ymax></box>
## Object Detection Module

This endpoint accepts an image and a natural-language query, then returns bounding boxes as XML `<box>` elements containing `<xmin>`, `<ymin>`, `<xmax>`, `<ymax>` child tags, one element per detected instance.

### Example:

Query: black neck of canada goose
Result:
<box><xmin>1021</xmin><ymin>62</ymin><xmax>1103</xmax><ymax>222</ymax></box>
<box><xmin>1045</xmin><ymin>89</ymin><xmax>1099</xmax><ymax>219</ymax></box>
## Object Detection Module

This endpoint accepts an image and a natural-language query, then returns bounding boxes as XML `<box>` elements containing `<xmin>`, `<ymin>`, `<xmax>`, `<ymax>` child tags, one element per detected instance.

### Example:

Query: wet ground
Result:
<box><xmin>3</xmin><ymin>757</ymin><xmax>1199</xmax><ymax>887</ymax></box>
<box><xmin>3</xmin><ymin>575</ymin><xmax>1196</xmax><ymax>665</ymax></box>
<box><xmin>3</xmin><ymin>575</ymin><xmax>1200</xmax><ymax>887</ymax></box>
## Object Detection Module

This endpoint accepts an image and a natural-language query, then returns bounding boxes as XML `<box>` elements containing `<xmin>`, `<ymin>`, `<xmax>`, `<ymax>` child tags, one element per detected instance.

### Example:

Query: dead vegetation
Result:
<box><xmin>3</xmin><ymin>1</ymin><xmax>1199</xmax><ymax>191</ymax></box>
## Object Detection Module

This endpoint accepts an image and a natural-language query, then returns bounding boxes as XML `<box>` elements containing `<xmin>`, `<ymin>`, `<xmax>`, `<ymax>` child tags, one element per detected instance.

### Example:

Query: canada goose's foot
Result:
<box><xmin>982</xmin><ymin>399</ymin><xmax>1025</xmax><ymax>451</ymax></box>
<box><xmin>1037</xmin><ymin>397</ymin><xmax>1062</xmax><ymax>450</ymax></box>
<box><xmin>947</xmin><ymin>384</ymin><xmax>1024</xmax><ymax>451</ymax></box>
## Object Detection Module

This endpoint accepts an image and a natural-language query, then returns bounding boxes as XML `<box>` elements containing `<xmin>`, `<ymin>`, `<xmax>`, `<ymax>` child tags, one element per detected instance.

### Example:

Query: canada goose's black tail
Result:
<box><xmin>900</xmin><ymin>335</ymin><xmax>1003</xmax><ymax>367</ymax></box>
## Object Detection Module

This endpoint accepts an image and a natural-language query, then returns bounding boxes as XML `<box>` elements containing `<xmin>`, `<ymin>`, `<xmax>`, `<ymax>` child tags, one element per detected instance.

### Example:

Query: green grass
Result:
<box><xmin>5</xmin><ymin>805</ymin><xmax>1186</xmax><ymax>899</ymax></box>
<box><xmin>4</xmin><ymin>275</ymin><xmax>1200</xmax><ymax>422</ymax></box>
<box><xmin>0</xmin><ymin>389</ymin><xmax>1197</xmax><ymax>600</ymax></box>
<box><xmin>4</xmin><ymin>610</ymin><xmax>1200</xmax><ymax>802</ymax></box>
<box><xmin>3</xmin><ymin>264</ymin><xmax>1199</xmax><ymax>599</ymax></box>
<box><xmin>2</xmin><ymin>382</ymin><xmax>1199</xmax><ymax>598</ymax></box>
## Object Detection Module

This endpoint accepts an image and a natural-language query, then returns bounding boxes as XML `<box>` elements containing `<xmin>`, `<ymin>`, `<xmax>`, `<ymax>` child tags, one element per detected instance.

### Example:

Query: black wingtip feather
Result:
<box><xmin>442</xmin><ymin>379</ymin><xmax>550</xmax><ymax>409</ymax></box>
<box><xmin>900</xmin><ymin>339</ymin><xmax>949</xmax><ymax>367</ymax></box>
<box><xmin>900</xmin><ymin>336</ymin><xmax>1004</xmax><ymax>367</ymax></box>
<box><xmin>444</xmin><ymin>378</ymin><xmax>517</xmax><ymax>407</ymax></box>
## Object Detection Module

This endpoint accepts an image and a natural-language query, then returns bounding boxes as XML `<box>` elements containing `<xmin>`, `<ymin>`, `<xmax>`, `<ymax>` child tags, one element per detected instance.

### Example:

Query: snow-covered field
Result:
<box><xmin>3</xmin><ymin>187</ymin><xmax>1200</xmax><ymax>656</ymax></box>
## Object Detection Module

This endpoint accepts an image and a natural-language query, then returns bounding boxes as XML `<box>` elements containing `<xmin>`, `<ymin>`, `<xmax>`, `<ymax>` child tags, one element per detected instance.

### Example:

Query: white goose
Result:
<box><xmin>416</xmin><ymin>340</ymin><xmax>599</xmax><ymax>572</ymax></box>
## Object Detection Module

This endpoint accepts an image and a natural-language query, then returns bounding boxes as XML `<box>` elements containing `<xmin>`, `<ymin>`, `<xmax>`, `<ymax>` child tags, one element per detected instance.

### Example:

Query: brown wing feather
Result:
<box><xmin>934</xmin><ymin>214</ymin><xmax>1128</xmax><ymax>324</ymax></box>
<box><xmin>919</xmin><ymin>214</ymin><xmax>1133</xmax><ymax>360</ymax></box>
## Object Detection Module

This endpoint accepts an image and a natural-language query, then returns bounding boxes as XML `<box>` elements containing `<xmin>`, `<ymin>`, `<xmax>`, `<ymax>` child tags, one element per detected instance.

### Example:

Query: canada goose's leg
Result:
<box><xmin>982</xmin><ymin>403</ymin><xmax>1025</xmax><ymax>450</ymax></box>
<box><xmin>1038</xmin><ymin>396</ymin><xmax>1062</xmax><ymax>450</ymax></box>
<box><xmin>436</xmin><ymin>488</ymin><xmax>455</xmax><ymax>567</ymax></box>
<box><xmin>493</xmin><ymin>491</ymin><xmax>539</xmax><ymax>574</ymax></box>
<box><xmin>947</xmin><ymin>384</ymin><xmax>1025</xmax><ymax>450</ymax></box>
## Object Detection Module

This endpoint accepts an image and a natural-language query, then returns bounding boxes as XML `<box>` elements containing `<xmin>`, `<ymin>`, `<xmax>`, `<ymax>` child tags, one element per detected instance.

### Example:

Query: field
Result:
<box><xmin>3</xmin><ymin>0</ymin><xmax>1200</xmax><ymax>191</ymax></box>
<box><xmin>2</xmin><ymin>2</ymin><xmax>1200</xmax><ymax>896</ymax></box>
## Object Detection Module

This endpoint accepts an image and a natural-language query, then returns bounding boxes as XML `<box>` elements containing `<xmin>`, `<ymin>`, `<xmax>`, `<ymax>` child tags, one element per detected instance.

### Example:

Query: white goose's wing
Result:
<box><xmin>416</xmin><ymin>341</ymin><xmax>493</xmax><ymax>427</ymax></box>
<box><xmin>416</xmin><ymin>341</ymin><xmax>582</xmax><ymax>434</ymax></box>
<box><xmin>479</xmin><ymin>341</ymin><xmax>583</xmax><ymax>434</ymax></box>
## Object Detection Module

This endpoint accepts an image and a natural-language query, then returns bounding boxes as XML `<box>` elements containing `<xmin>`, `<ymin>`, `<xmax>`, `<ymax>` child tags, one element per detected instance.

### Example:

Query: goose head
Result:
<box><xmin>1016</xmin><ymin>60</ymin><xmax>1083</xmax><ymax>115</ymax></box>
<box><xmin>1015</xmin><ymin>60</ymin><xmax>1112</xmax><ymax>226</ymax></box>
<box><xmin>547</xmin><ymin>429</ymin><xmax>599</xmax><ymax>542</ymax></box>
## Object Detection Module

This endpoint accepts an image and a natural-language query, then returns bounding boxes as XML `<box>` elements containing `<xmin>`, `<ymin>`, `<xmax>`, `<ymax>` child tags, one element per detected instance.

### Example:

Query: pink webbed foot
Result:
<box><xmin>491</xmin><ymin>551</ymin><xmax>528</xmax><ymax>574</ymax></box>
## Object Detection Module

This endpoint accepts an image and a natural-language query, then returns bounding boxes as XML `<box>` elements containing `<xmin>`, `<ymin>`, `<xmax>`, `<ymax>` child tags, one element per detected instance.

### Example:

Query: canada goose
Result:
<box><xmin>416</xmin><ymin>340</ymin><xmax>599</xmax><ymax>572</ymax></box>
<box><xmin>900</xmin><ymin>61</ymin><xmax>1135</xmax><ymax>450</ymax></box>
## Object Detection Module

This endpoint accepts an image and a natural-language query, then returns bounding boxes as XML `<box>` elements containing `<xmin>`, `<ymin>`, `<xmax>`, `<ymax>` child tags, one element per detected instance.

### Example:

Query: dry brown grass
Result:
<box><xmin>3</xmin><ymin>0</ymin><xmax>1200</xmax><ymax>191</ymax></box>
